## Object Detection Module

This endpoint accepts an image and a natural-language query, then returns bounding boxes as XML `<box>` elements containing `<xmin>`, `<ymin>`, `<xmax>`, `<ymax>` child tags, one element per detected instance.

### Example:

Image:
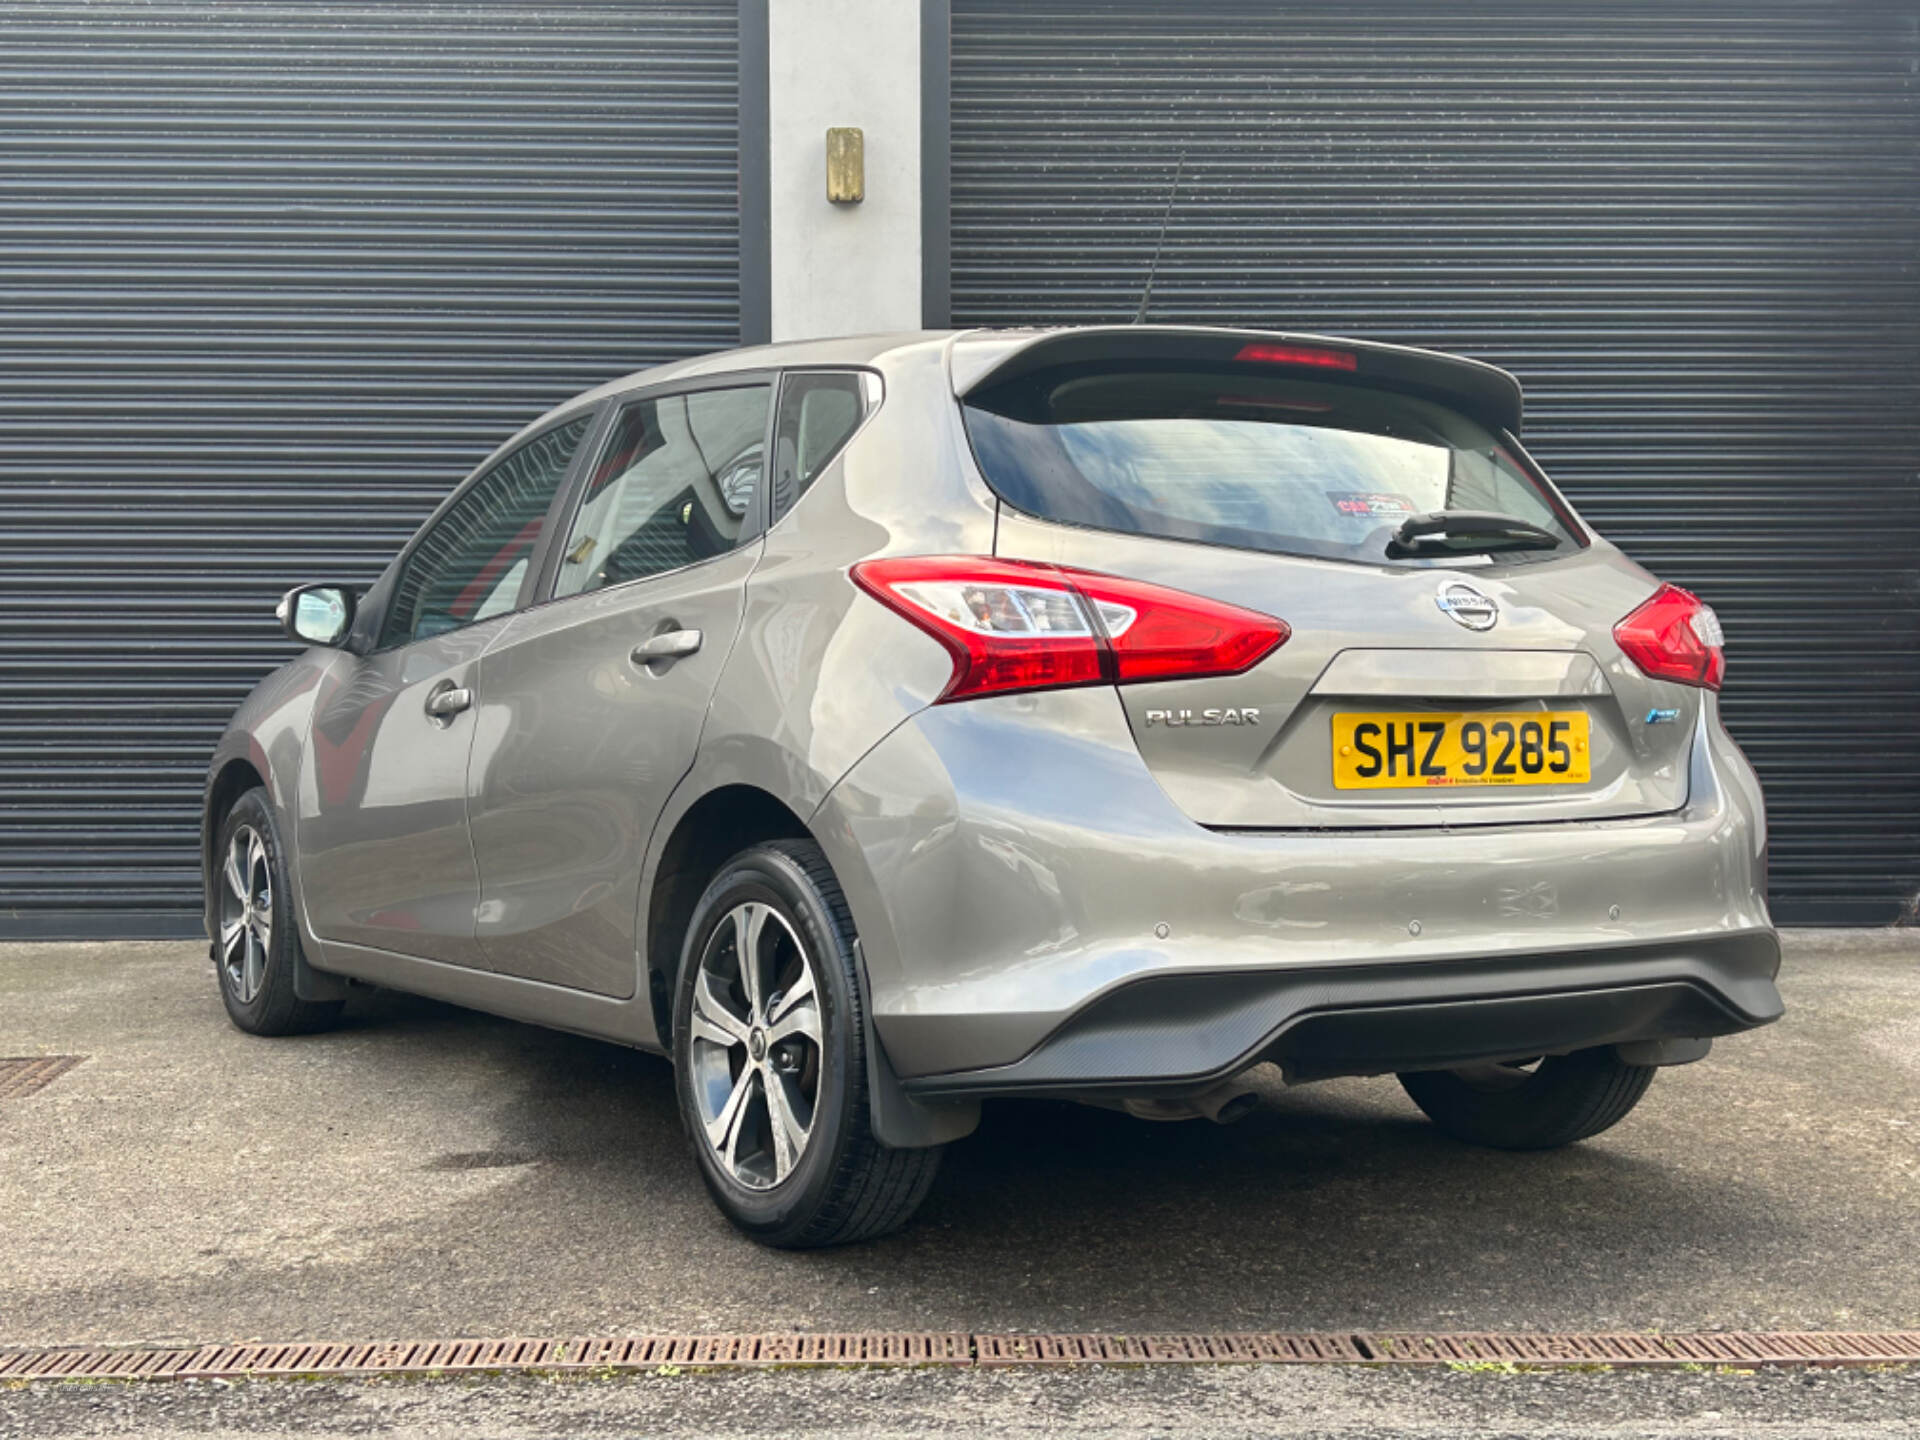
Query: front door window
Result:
<box><xmin>379</xmin><ymin>415</ymin><xmax>592</xmax><ymax>649</ymax></box>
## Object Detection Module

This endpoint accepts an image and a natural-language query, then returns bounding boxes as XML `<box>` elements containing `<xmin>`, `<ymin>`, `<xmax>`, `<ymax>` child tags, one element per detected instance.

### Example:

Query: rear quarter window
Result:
<box><xmin>772</xmin><ymin>371</ymin><xmax>874</xmax><ymax>522</ymax></box>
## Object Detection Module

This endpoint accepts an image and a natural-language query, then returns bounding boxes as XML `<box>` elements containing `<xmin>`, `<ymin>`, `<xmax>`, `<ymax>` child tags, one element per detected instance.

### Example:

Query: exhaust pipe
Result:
<box><xmin>1083</xmin><ymin>1077</ymin><xmax>1262</xmax><ymax>1125</ymax></box>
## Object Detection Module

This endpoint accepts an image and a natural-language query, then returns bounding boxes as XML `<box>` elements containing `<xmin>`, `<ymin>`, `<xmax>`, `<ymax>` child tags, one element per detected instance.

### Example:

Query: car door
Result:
<box><xmin>464</xmin><ymin>378</ymin><xmax>774</xmax><ymax>996</ymax></box>
<box><xmin>296</xmin><ymin>411</ymin><xmax>595</xmax><ymax>965</ymax></box>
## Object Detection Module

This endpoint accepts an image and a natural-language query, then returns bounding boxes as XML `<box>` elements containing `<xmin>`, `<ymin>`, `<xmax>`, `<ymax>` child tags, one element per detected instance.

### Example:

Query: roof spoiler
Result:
<box><xmin>955</xmin><ymin>326</ymin><xmax>1525</xmax><ymax>435</ymax></box>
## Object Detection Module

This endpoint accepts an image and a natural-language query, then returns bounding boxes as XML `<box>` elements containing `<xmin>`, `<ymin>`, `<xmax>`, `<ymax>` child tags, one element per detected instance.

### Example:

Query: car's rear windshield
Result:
<box><xmin>962</xmin><ymin>364</ymin><xmax>1584</xmax><ymax>566</ymax></box>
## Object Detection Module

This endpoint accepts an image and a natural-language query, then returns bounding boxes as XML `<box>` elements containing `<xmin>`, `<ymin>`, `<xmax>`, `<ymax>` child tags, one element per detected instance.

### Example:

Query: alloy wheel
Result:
<box><xmin>219</xmin><ymin>825</ymin><xmax>273</xmax><ymax>1004</ymax></box>
<box><xmin>687</xmin><ymin>900</ymin><xmax>823</xmax><ymax>1190</ymax></box>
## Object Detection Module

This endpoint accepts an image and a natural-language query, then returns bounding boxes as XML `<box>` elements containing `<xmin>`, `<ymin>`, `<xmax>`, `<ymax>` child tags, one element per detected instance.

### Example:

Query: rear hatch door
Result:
<box><xmin>996</xmin><ymin>514</ymin><xmax>1693</xmax><ymax>828</ymax></box>
<box><xmin>962</xmin><ymin>331</ymin><xmax>1700</xmax><ymax>829</ymax></box>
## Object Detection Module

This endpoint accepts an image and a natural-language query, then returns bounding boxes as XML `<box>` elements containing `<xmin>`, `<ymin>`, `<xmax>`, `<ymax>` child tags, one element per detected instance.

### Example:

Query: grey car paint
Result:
<box><xmin>467</xmin><ymin>539</ymin><xmax>760</xmax><ymax>996</ymax></box>
<box><xmin>204</xmin><ymin>325</ymin><xmax>1777</xmax><ymax>1148</ymax></box>
<box><xmin>297</xmin><ymin>617</ymin><xmax>511</xmax><ymax>966</ymax></box>
<box><xmin>997</xmin><ymin>513</ymin><xmax>1700</xmax><ymax>829</ymax></box>
<box><xmin>812</xmin><ymin>685</ymin><xmax>1766</xmax><ymax>1081</ymax></box>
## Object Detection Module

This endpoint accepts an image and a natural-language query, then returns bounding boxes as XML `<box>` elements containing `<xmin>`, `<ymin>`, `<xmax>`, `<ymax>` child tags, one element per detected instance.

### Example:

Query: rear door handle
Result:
<box><xmin>631</xmin><ymin>629</ymin><xmax>703</xmax><ymax>664</ymax></box>
<box><xmin>425</xmin><ymin>685</ymin><xmax>472</xmax><ymax>719</ymax></box>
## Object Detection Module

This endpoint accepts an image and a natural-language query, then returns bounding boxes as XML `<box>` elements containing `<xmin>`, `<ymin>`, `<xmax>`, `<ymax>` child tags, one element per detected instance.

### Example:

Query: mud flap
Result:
<box><xmin>292</xmin><ymin>946</ymin><xmax>352</xmax><ymax>1004</ymax></box>
<box><xmin>852</xmin><ymin>941</ymin><xmax>979</xmax><ymax>1148</ymax></box>
<box><xmin>203</xmin><ymin>928</ymin><xmax>350</xmax><ymax>1004</ymax></box>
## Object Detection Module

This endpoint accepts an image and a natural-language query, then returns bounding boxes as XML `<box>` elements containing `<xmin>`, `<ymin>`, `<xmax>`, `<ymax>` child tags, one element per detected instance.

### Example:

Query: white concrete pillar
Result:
<box><xmin>758</xmin><ymin>0</ymin><xmax>926</xmax><ymax>342</ymax></box>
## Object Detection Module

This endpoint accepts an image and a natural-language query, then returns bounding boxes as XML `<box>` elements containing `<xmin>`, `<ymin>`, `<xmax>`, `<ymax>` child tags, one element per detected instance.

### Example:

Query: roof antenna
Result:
<box><xmin>1131</xmin><ymin>151</ymin><xmax>1186</xmax><ymax>325</ymax></box>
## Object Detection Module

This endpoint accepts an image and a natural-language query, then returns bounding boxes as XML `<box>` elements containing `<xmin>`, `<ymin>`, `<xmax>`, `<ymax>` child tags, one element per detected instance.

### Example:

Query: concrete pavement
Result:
<box><xmin>2</xmin><ymin>931</ymin><xmax>1917</xmax><ymax>1351</ymax></box>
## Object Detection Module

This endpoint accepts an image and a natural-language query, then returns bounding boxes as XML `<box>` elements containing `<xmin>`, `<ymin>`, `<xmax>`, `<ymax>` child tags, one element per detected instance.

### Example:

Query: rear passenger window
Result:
<box><xmin>553</xmin><ymin>385</ymin><xmax>770</xmax><ymax>599</ymax></box>
<box><xmin>771</xmin><ymin>372</ymin><xmax>869</xmax><ymax>522</ymax></box>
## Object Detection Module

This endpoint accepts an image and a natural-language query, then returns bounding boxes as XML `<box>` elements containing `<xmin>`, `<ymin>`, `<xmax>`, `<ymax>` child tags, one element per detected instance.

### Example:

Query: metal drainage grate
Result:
<box><xmin>1362</xmin><ymin>1332</ymin><xmax>1920</xmax><ymax>1367</ymax></box>
<box><xmin>3</xmin><ymin>1331</ymin><xmax>1918</xmax><ymax>1381</ymax></box>
<box><xmin>974</xmin><ymin>1333</ymin><xmax>1369</xmax><ymax>1365</ymax></box>
<box><xmin>0</xmin><ymin>1334</ymin><xmax>974</xmax><ymax>1382</ymax></box>
<box><xmin>0</xmin><ymin>1055</ymin><xmax>84</xmax><ymax>1100</ymax></box>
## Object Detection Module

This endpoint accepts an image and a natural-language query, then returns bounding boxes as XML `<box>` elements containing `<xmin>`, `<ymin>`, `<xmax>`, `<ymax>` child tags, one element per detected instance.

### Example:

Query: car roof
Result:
<box><xmin>566</xmin><ymin>331</ymin><xmax>947</xmax><ymax>408</ymax></box>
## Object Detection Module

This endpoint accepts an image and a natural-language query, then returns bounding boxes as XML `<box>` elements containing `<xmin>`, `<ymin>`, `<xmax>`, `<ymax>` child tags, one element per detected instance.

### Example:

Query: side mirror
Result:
<box><xmin>276</xmin><ymin>584</ymin><xmax>356</xmax><ymax>648</ymax></box>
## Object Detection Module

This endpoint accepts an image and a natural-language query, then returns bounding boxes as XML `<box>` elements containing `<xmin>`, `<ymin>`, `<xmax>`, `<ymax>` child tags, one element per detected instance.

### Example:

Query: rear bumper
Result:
<box><xmin>902</xmin><ymin>930</ymin><xmax>1782</xmax><ymax>1098</ymax></box>
<box><xmin>812</xmin><ymin>686</ymin><xmax>1775</xmax><ymax>1087</ymax></box>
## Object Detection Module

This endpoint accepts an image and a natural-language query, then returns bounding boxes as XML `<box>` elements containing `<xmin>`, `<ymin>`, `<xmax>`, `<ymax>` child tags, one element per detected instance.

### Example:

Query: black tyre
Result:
<box><xmin>672</xmin><ymin>839</ymin><xmax>941</xmax><ymax>1248</ymax></box>
<box><xmin>1397</xmin><ymin>1047</ymin><xmax>1656</xmax><ymax>1150</ymax></box>
<box><xmin>212</xmin><ymin>787</ymin><xmax>345</xmax><ymax>1037</ymax></box>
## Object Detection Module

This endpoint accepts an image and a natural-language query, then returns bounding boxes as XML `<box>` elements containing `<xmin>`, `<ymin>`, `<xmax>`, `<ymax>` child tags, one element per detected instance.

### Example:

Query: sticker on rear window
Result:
<box><xmin>1328</xmin><ymin>491</ymin><xmax>1417</xmax><ymax>520</ymax></box>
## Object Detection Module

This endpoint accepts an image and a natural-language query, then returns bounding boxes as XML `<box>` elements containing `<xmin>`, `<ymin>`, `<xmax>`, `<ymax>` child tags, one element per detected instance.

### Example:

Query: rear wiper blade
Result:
<box><xmin>1385</xmin><ymin>509</ymin><xmax>1565</xmax><ymax>559</ymax></box>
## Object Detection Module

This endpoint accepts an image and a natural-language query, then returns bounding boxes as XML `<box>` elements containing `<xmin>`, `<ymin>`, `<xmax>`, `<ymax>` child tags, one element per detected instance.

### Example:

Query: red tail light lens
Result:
<box><xmin>1614</xmin><ymin>583</ymin><xmax>1725</xmax><ymax>691</ymax></box>
<box><xmin>1070</xmin><ymin>570</ymin><xmax>1290</xmax><ymax>683</ymax></box>
<box><xmin>851</xmin><ymin>556</ymin><xmax>1289</xmax><ymax>702</ymax></box>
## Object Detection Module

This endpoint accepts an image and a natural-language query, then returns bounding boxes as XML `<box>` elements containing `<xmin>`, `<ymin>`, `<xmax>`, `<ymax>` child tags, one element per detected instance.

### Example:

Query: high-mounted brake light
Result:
<box><xmin>850</xmin><ymin>556</ymin><xmax>1289</xmax><ymax>703</ymax></box>
<box><xmin>1233</xmin><ymin>343</ymin><xmax>1358</xmax><ymax>372</ymax></box>
<box><xmin>1614</xmin><ymin>583</ymin><xmax>1725</xmax><ymax>691</ymax></box>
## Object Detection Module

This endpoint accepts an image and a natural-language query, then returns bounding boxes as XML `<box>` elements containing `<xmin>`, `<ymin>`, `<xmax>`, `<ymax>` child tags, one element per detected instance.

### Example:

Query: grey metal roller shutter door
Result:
<box><xmin>950</xmin><ymin>0</ymin><xmax>1920</xmax><ymax>925</ymax></box>
<box><xmin>0</xmin><ymin>2</ymin><xmax>740</xmax><ymax>938</ymax></box>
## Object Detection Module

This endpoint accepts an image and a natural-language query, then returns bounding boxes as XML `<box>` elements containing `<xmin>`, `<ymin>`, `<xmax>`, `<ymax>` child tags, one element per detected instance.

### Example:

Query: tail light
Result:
<box><xmin>851</xmin><ymin>556</ymin><xmax>1288</xmax><ymax>703</ymax></box>
<box><xmin>1614</xmin><ymin>583</ymin><xmax>1725</xmax><ymax>690</ymax></box>
<box><xmin>1234</xmin><ymin>342</ymin><xmax>1358</xmax><ymax>371</ymax></box>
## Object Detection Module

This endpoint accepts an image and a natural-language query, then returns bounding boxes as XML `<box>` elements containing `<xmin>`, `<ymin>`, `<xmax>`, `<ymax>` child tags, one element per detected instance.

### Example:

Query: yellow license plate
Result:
<box><xmin>1332</xmin><ymin>710</ymin><xmax>1591</xmax><ymax>789</ymax></box>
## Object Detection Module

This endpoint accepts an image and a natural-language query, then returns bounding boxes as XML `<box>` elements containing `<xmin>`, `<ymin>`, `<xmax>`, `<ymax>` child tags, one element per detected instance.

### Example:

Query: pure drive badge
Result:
<box><xmin>1143</xmin><ymin>707</ymin><xmax>1261</xmax><ymax>727</ymax></box>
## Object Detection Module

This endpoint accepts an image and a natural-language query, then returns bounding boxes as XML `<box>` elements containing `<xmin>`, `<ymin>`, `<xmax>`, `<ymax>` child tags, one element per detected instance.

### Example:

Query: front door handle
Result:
<box><xmin>631</xmin><ymin>629</ymin><xmax>703</xmax><ymax>665</ymax></box>
<box><xmin>425</xmin><ymin>685</ymin><xmax>473</xmax><ymax>719</ymax></box>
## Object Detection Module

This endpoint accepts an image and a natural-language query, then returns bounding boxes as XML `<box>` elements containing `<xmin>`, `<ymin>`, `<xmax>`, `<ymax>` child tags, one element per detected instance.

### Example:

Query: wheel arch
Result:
<box><xmin>644</xmin><ymin>783</ymin><xmax>812</xmax><ymax>1046</ymax></box>
<box><xmin>645</xmin><ymin>780</ymin><xmax>978</xmax><ymax>1151</ymax></box>
<box><xmin>202</xmin><ymin>753</ymin><xmax>269</xmax><ymax>941</ymax></box>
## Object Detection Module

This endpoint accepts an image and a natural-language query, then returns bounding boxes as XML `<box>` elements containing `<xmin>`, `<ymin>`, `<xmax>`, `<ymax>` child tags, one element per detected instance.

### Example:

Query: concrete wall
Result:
<box><xmin>765</xmin><ymin>0</ymin><xmax>923</xmax><ymax>341</ymax></box>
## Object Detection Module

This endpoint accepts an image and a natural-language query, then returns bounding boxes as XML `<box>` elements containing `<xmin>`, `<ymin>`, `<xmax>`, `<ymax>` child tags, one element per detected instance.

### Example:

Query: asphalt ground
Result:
<box><xmin>4</xmin><ymin>1363</ymin><xmax>1920</xmax><ymax>1438</ymax></box>
<box><xmin>2</xmin><ymin>930</ymin><xmax>1917</xmax><ymax>1435</ymax></box>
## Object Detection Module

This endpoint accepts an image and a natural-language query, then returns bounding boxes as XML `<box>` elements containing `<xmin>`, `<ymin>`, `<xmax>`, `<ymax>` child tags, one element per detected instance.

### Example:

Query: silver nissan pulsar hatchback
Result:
<box><xmin>204</xmin><ymin>326</ymin><xmax>1780</xmax><ymax>1247</ymax></box>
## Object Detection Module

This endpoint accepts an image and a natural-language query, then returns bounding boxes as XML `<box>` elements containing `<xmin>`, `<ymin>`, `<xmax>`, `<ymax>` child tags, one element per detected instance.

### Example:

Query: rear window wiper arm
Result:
<box><xmin>1385</xmin><ymin>510</ymin><xmax>1565</xmax><ymax>559</ymax></box>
